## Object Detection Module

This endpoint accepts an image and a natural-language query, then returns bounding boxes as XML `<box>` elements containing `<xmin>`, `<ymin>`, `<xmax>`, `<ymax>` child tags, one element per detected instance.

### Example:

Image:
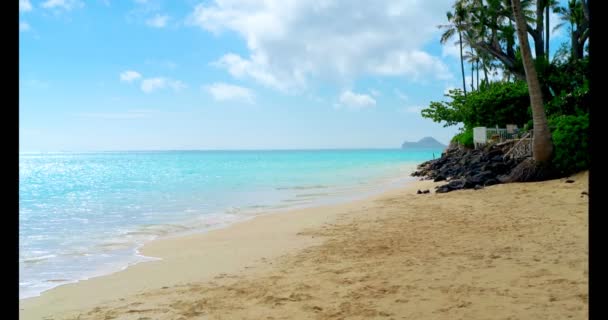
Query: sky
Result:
<box><xmin>19</xmin><ymin>0</ymin><xmax>568</xmax><ymax>151</ymax></box>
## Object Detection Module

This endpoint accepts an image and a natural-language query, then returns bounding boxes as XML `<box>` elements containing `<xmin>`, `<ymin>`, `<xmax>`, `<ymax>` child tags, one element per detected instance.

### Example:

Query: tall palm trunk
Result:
<box><xmin>483</xmin><ymin>64</ymin><xmax>488</xmax><ymax>85</ymax></box>
<box><xmin>476</xmin><ymin>59</ymin><xmax>480</xmax><ymax>89</ymax></box>
<box><xmin>545</xmin><ymin>3</ymin><xmax>550</xmax><ymax>60</ymax></box>
<box><xmin>471</xmin><ymin>61</ymin><xmax>474</xmax><ymax>91</ymax></box>
<box><xmin>458</xmin><ymin>32</ymin><xmax>467</xmax><ymax>97</ymax></box>
<box><xmin>512</xmin><ymin>0</ymin><xmax>554</xmax><ymax>162</ymax></box>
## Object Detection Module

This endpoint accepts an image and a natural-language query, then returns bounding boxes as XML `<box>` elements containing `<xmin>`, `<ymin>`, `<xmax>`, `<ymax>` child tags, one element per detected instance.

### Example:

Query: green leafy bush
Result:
<box><xmin>545</xmin><ymin>80</ymin><xmax>590</xmax><ymax>116</ymax></box>
<box><xmin>451</xmin><ymin>128</ymin><xmax>474</xmax><ymax>148</ymax></box>
<box><xmin>421</xmin><ymin>81</ymin><xmax>531</xmax><ymax>129</ymax></box>
<box><xmin>540</xmin><ymin>57</ymin><xmax>590</xmax><ymax>116</ymax></box>
<box><xmin>421</xmin><ymin>88</ymin><xmax>467</xmax><ymax>127</ymax></box>
<box><xmin>548</xmin><ymin>114</ymin><xmax>590</xmax><ymax>174</ymax></box>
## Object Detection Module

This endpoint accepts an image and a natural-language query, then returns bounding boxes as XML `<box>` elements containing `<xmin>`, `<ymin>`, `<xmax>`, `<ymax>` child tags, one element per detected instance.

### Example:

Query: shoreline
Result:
<box><xmin>20</xmin><ymin>172</ymin><xmax>588</xmax><ymax>319</ymax></box>
<box><xmin>20</xmin><ymin>170</ymin><xmax>437</xmax><ymax>319</ymax></box>
<box><xmin>19</xmin><ymin>161</ymin><xmax>420</xmax><ymax>300</ymax></box>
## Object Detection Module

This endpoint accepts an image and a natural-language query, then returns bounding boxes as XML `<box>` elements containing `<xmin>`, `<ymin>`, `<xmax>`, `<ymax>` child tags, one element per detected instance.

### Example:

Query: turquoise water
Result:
<box><xmin>19</xmin><ymin>149</ymin><xmax>441</xmax><ymax>299</ymax></box>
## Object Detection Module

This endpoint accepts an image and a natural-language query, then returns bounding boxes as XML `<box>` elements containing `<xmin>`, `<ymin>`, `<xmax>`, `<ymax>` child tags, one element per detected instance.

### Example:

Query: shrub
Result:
<box><xmin>545</xmin><ymin>80</ymin><xmax>590</xmax><ymax>116</ymax></box>
<box><xmin>451</xmin><ymin>128</ymin><xmax>474</xmax><ymax>148</ymax></box>
<box><xmin>421</xmin><ymin>81</ymin><xmax>531</xmax><ymax>129</ymax></box>
<box><xmin>548</xmin><ymin>113</ymin><xmax>590</xmax><ymax>174</ymax></box>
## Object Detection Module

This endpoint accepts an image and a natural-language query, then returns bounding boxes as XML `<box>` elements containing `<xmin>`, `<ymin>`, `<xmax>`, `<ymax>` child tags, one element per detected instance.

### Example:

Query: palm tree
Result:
<box><xmin>440</xmin><ymin>6</ymin><xmax>469</xmax><ymax>96</ymax></box>
<box><xmin>511</xmin><ymin>0</ymin><xmax>553</xmax><ymax>162</ymax></box>
<box><xmin>459</xmin><ymin>0</ymin><xmax>525</xmax><ymax>80</ymax></box>
<box><xmin>463</xmin><ymin>49</ymin><xmax>480</xmax><ymax>91</ymax></box>
<box><xmin>543</xmin><ymin>0</ymin><xmax>559</xmax><ymax>61</ymax></box>
<box><xmin>553</xmin><ymin>0</ymin><xmax>589</xmax><ymax>60</ymax></box>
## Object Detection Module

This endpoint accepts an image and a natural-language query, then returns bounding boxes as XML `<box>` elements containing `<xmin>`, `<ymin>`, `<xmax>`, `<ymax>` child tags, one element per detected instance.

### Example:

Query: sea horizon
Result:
<box><xmin>19</xmin><ymin>146</ymin><xmax>447</xmax><ymax>154</ymax></box>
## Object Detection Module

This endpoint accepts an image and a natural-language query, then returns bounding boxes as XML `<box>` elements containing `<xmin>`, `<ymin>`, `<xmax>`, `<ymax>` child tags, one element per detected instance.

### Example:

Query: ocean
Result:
<box><xmin>19</xmin><ymin>149</ymin><xmax>441</xmax><ymax>299</ymax></box>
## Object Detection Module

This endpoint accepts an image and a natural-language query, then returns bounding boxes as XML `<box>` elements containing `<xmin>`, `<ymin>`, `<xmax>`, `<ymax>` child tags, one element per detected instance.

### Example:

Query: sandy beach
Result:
<box><xmin>20</xmin><ymin>172</ymin><xmax>588</xmax><ymax>320</ymax></box>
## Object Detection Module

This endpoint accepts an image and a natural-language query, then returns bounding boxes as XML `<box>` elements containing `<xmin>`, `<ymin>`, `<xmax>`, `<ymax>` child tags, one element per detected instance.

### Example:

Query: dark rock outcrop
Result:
<box><xmin>411</xmin><ymin>143</ymin><xmax>527</xmax><ymax>193</ymax></box>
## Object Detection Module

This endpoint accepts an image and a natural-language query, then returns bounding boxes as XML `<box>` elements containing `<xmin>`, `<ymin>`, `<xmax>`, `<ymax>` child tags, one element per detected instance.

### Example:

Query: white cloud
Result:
<box><xmin>212</xmin><ymin>53</ymin><xmax>286</xmax><ymax>91</ymax></box>
<box><xmin>189</xmin><ymin>0</ymin><xmax>453</xmax><ymax>92</ymax></box>
<box><xmin>205</xmin><ymin>83</ymin><xmax>255</xmax><ymax>104</ymax></box>
<box><xmin>119</xmin><ymin>70</ymin><xmax>185</xmax><ymax>93</ymax></box>
<box><xmin>370</xmin><ymin>89</ymin><xmax>381</xmax><ymax>97</ymax></box>
<box><xmin>337</xmin><ymin>90</ymin><xmax>376</xmax><ymax>109</ymax></box>
<box><xmin>20</xmin><ymin>0</ymin><xmax>33</xmax><ymax>12</ymax></box>
<box><xmin>19</xmin><ymin>21</ymin><xmax>31</xmax><ymax>32</ymax></box>
<box><xmin>146</xmin><ymin>14</ymin><xmax>170</xmax><ymax>28</ymax></box>
<box><xmin>119</xmin><ymin>70</ymin><xmax>142</xmax><ymax>82</ymax></box>
<box><xmin>167</xmin><ymin>79</ymin><xmax>187</xmax><ymax>91</ymax></box>
<box><xmin>140</xmin><ymin>77</ymin><xmax>186</xmax><ymax>93</ymax></box>
<box><xmin>488</xmin><ymin>67</ymin><xmax>505</xmax><ymax>82</ymax></box>
<box><xmin>367</xmin><ymin>50</ymin><xmax>452</xmax><ymax>80</ymax></box>
<box><xmin>41</xmin><ymin>0</ymin><xmax>83</xmax><ymax>11</ymax></box>
<box><xmin>441</xmin><ymin>40</ymin><xmax>461</xmax><ymax>59</ymax></box>
<box><xmin>394</xmin><ymin>89</ymin><xmax>408</xmax><ymax>101</ymax></box>
<box><xmin>141</xmin><ymin>78</ymin><xmax>164</xmax><ymax>92</ymax></box>
<box><xmin>443</xmin><ymin>85</ymin><xmax>457</xmax><ymax>95</ymax></box>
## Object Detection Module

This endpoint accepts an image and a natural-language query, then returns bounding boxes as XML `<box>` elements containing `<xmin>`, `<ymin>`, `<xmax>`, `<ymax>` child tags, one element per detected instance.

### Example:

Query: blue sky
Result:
<box><xmin>19</xmin><ymin>0</ymin><xmax>568</xmax><ymax>151</ymax></box>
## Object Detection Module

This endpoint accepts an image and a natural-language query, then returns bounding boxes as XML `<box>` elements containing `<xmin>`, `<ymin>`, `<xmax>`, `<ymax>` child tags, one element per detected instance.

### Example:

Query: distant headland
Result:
<box><xmin>401</xmin><ymin>137</ymin><xmax>446</xmax><ymax>149</ymax></box>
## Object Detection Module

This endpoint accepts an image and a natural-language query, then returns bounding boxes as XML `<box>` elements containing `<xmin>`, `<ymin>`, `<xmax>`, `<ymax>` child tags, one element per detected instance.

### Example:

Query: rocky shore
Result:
<box><xmin>412</xmin><ymin>142</ymin><xmax>526</xmax><ymax>193</ymax></box>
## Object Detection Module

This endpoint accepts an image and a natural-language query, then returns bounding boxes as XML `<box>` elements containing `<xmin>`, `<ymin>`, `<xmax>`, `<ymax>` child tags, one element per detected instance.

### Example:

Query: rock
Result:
<box><xmin>448</xmin><ymin>179</ymin><xmax>466</xmax><ymax>190</ymax></box>
<box><xmin>487</xmin><ymin>148</ymin><xmax>503</xmax><ymax>158</ymax></box>
<box><xmin>496</xmin><ymin>175</ymin><xmax>511</xmax><ymax>183</ymax></box>
<box><xmin>490</xmin><ymin>155</ymin><xmax>504</xmax><ymax>162</ymax></box>
<box><xmin>474</xmin><ymin>184</ymin><xmax>484</xmax><ymax>190</ymax></box>
<box><xmin>487</xmin><ymin>162</ymin><xmax>510</xmax><ymax>175</ymax></box>
<box><xmin>565</xmin><ymin>179</ymin><xmax>575</xmax><ymax>183</ymax></box>
<box><xmin>436</xmin><ymin>185</ymin><xmax>450</xmax><ymax>193</ymax></box>
<box><xmin>470</xmin><ymin>155</ymin><xmax>482</xmax><ymax>164</ymax></box>
<box><xmin>422</xmin><ymin>189</ymin><xmax>430</xmax><ymax>194</ymax></box>
<box><xmin>417</xmin><ymin>190</ymin><xmax>422</xmax><ymax>194</ymax></box>
<box><xmin>433</xmin><ymin>175</ymin><xmax>446</xmax><ymax>182</ymax></box>
<box><xmin>581</xmin><ymin>191</ymin><xmax>588</xmax><ymax>196</ymax></box>
<box><xmin>411</xmin><ymin>142</ymin><xmax>528</xmax><ymax>192</ymax></box>
<box><xmin>484</xmin><ymin>178</ymin><xmax>499</xmax><ymax>186</ymax></box>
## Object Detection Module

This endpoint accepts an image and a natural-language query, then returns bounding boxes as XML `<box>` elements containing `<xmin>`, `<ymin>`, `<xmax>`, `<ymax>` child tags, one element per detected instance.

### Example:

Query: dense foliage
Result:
<box><xmin>421</xmin><ymin>81</ymin><xmax>531</xmax><ymax>129</ymax></box>
<box><xmin>421</xmin><ymin>0</ymin><xmax>590</xmax><ymax>175</ymax></box>
<box><xmin>541</xmin><ymin>58</ymin><xmax>590</xmax><ymax>116</ymax></box>
<box><xmin>451</xmin><ymin>128</ymin><xmax>474</xmax><ymax>148</ymax></box>
<box><xmin>548</xmin><ymin>114</ymin><xmax>590</xmax><ymax>174</ymax></box>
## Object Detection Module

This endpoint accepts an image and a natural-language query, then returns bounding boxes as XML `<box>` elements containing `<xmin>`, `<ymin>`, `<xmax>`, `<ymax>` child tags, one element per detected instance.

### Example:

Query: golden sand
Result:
<box><xmin>20</xmin><ymin>172</ymin><xmax>588</xmax><ymax>319</ymax></box>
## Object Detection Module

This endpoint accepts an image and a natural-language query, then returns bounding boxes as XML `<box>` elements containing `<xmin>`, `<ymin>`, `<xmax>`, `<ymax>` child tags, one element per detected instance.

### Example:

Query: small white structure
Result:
<box><xmin>506</xmin><ymin>124</ymin><xmax>518</xmax><ymax>134</ymax></box>
<box><xmin>473</xmin><ymin>127</ymin><xmax>487</xmax><ymax>149</ymax></box>
<box><xmin>474</xmin><ymin>124</ymin><xmax>521</xmax><ymax>149</ymax></box>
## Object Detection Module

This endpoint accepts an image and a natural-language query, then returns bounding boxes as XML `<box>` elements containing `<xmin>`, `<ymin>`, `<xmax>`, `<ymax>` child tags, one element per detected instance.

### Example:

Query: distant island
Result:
<box><xmin>401</xmin><ymin>137</ymin><xmax>446</xmax><ymax>149</ymax></box>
